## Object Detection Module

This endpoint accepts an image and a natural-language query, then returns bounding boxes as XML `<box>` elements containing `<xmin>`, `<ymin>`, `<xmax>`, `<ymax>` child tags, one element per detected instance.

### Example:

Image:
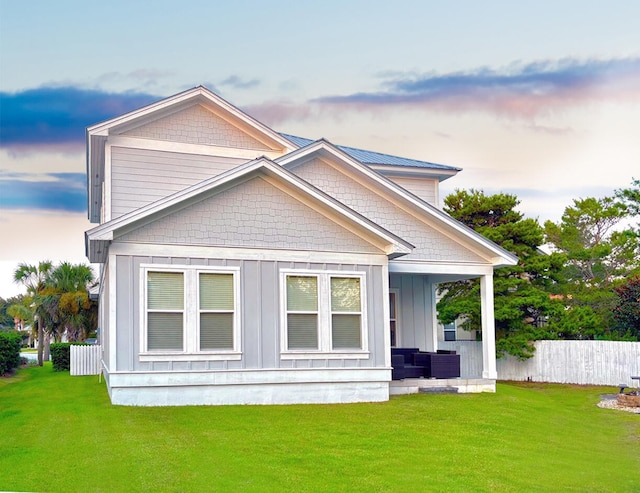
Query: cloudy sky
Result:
<box><xmin>1</xmin><ymin>0</ymin><xmax>639</xmax><ymax>298</ymax></box>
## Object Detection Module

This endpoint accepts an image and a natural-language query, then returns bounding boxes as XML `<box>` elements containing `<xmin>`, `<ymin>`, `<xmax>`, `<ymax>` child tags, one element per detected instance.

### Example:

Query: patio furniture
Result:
<box><xmin>391</xmin><ymin>348</ymin><xmax>461</xmax><ymax>380</ymax></box>
<box><xmin>413</xmin><ymin>352</ymin><xmax>461</xmax><ymax>379</ymax></box>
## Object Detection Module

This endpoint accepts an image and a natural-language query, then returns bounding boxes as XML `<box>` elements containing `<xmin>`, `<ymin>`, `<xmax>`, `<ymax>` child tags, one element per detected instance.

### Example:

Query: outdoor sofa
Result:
<box><xmin>391</xmin><ymin>348</ymin><xmax>461</xmax><ymax>380</ymax></box>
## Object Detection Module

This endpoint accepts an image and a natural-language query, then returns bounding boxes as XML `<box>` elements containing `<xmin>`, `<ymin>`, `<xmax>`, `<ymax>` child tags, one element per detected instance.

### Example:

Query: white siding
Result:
<box><xmin>110</xmin><ymin>146</ymin><xmax>247</xmax><ymax>218</ymax></box>
<box><xmin>387</xmin><ymin>176</ymin><xmax>438</xmax><ymax>206</ymax></box>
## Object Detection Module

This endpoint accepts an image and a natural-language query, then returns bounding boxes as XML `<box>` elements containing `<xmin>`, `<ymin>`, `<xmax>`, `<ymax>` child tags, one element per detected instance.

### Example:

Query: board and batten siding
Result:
<box><xmin>389</xmin><ymin>273</ymin><xmax>433</xmax><ymax>349</ymax></box>
<box><xmin>113</xmin><ymin>254</ymin><xmax>388</xmax><ymax>373</ymax></box>
<box><xmin>386</xmin><ymin>176</ymin><xmax>438</xmax><ymax>206</ymax></box>
<box><xmin>440</xmin><ymin>340</ymin><xmax>640</xmax><ymax>385</ymax></box>
<box><xmin>109</xmin><ymin>146</ymin><xmax>247</xmax><ymax>219</ymax></box>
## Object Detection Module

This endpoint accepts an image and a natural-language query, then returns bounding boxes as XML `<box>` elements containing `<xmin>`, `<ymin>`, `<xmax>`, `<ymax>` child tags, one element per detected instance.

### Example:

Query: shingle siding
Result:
<box><xmin>291</xmin><ymin>157</ymin><xmax>485</xmax><ymax>263</ymax></box>
<box><xmin>117</xmin><ymin>176</ymin><xmax>383</xmax><ymax>254</ymax></box>
<box><xmin>123</xmin><ymin>104</ymin><xmax>271</xmax><ymax>150</ymax></box>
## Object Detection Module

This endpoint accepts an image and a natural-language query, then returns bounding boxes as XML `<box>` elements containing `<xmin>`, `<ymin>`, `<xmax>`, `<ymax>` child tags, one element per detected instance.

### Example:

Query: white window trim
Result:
<box><xmin>139</xmin><ymin>264</ymin><xmax>241</xmax><ymax>361</ymax></box>
<box><xmin>443</xmin><ymin>320</ymin><xmax>457</xmax><ymax>342</ymax></box>
<box><xmin>279</xmin><ymin>269</ymin><xmax>369</xmax><ymax>360</ymax></box>
<box><xmin>389</xmin><ymin>288</ymin><xmax>400</xmax><ymax>347</ymax></box>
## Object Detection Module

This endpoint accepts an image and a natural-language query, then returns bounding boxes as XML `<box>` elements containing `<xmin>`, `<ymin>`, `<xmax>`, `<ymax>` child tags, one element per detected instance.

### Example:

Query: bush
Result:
<box><xmin>0</xmin><ymin>332</ymin><xmax>22</xmax><ymax>374</ymax></box>
<box><xmin>50</xmin><ymin>343</ymin><xmax>90</xmax><ymax>372</ymax></box>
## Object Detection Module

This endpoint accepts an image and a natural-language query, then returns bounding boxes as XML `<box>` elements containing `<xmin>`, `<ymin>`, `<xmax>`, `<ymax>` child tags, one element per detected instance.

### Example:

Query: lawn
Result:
<box><xmin>1</xmin><ymin>365</ymin><xmax>638</xmax><ymax>492</ymax></box>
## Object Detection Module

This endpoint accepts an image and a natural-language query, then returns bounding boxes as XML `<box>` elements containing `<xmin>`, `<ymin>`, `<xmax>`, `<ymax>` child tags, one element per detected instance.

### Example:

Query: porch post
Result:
<box><xmin>480</xmin><ymin>272</ymin><xmax>497</xmax><ymax>379</ymax></box>
<box><xmin>382</xmin><ymin>264</ymin><xmax>391</xmax><ymax>368</ymax></box>
<box><xmin>426</xmin><ymin>281</ymin><xmax>438</xmax><ymax>353</ymax></box>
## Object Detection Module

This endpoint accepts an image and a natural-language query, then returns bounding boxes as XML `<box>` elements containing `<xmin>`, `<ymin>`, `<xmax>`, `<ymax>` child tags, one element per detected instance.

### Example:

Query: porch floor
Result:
<box><xmin>389</xmin><ymin>377</ymin><xmax>496</xmax><ymax>395</ymax></box>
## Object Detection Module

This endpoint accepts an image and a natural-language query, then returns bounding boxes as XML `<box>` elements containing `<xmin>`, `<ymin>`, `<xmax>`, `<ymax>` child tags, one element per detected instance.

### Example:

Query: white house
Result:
<box><xmin>85</xmin><ymin>86</ymin><xmax>517</xmax><ymax>406</ymax></box>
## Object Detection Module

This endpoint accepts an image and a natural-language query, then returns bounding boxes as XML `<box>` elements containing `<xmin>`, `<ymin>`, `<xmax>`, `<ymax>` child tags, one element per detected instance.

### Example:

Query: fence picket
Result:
<box><xmin>440</xmin><ymin>340</ymin><xmax>640</xmax><ymax>386</ymax></box>
<box><xmin>70</xmin><ymin>345</ymin><xmax>102</xmax><ymax>376</ymax></box>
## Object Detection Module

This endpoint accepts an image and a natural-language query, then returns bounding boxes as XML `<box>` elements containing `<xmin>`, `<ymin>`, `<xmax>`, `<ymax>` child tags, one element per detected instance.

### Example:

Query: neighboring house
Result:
<box><xmin>85</xmin><ymin>86</ymin><xmax>517</xmax><ymax>406</ymax></box>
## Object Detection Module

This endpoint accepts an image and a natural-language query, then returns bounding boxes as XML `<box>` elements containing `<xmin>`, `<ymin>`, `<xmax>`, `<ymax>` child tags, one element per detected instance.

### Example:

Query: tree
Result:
<box><xmin>0</xmin><ymin>295</ymin><xmax>27</xmax><ymax>330</ymax></box>
<box><xmin>438</xmin><ymin>189</ymin><xmax>565</xmax><ymax>359</ymax></box>
<box><xmin>616</xmin><ymin>178</ymin><xmax>640</xmax><ymax>218</ymax></box>
<box><xmin>544</xmin><ymin>196</ymin><xmax>640</xmax><ymax>335</ymax></box>
<box><xmin>13</xmin><ymin>261</ymin><xmax>53</xmax><ymax>366</ymax></box>
<box><xmin>47</xmin><ymin>262</ymin><xmax>97</xmax><ymax>341</ymax></box>
<box><xmin>611</xmin><ymin>276</ymin><xmax>640</xmax><ymax>340</ymax></box>
<box><xmin>42</xmin><ymin>262</ymin><xmax>97</xmax><ymax>342</ymax></box>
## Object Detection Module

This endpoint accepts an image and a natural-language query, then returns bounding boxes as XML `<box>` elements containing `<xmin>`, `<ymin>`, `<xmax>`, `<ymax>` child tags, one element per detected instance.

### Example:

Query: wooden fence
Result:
<box><xmin>440</xmin><ymin>340</ymin><xmax>640</xmax><ymax>386</ymax></box>
<box><xmin>70</xmin><ymin>345</ymin><xmax>102</xmax><ymax>376</ymax></box>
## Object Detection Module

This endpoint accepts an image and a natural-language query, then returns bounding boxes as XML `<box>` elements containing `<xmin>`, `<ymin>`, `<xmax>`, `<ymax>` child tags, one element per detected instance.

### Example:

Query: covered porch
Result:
<box><xmin>387</xmin><ymin>262</ymin><xmax>499</xmax><ymax>393</ymax></box>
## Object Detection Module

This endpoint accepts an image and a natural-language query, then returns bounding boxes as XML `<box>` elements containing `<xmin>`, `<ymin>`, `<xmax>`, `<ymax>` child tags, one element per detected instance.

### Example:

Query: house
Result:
<box><xmin>85</xmin><ymin>86</ymin><xmax>517</xmax><ymax>406</ymax></box>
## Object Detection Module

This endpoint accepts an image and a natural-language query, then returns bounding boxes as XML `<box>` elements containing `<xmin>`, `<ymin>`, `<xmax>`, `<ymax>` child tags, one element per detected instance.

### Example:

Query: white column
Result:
<box><xmin>425</xmin><ymin>280</ymin><xmax>438</xmax><ymax>353</ymax></box>
<box><xmin>480</xmin><ymin>272</ymin><xmax>497</xmax><ymax>379</ymax></box>
<box><xmin>382</xmin><ymin>264</ymin><xmax>391</xmax><ymax>368</ymax></box>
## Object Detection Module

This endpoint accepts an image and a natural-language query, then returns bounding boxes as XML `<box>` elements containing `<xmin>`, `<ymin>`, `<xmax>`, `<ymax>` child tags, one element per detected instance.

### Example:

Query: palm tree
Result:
<box><xmin>45</xmin><ymin>262</ymin><xmax>97</xmax><ymax>342</ymax></box>
<box><xmin>13</xmin><ymin>261</ymin><xmax>53</xmax><ymax>366</ymax></box>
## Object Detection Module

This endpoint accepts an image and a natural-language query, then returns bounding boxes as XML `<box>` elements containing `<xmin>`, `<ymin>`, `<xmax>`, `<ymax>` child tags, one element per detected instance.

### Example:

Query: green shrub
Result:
<box><xmin>0</xmin><ymin>332</ymin><xmax>22</xmax><ymax>374</ymax></box>
<box><xmin>50</xmin><ymin>343</ymin><xmax>90</xmax><ymax>372</ymax></box>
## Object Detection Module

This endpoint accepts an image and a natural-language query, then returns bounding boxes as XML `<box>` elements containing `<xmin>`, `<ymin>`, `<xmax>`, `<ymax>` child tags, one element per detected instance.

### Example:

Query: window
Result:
<box><xmin>147</xmin><ymin>271</ymin><xmax>184</xmax><ymax>351</ymax></box>
<box><xmin>199</xmin><ymin>273</ymin><xmax>235</xmax><ymax>350</ymax></box>
<box><xmin>281</xmin><ymin>270</ymin><xmax>367</xmax><ymax>357</ymax></box>
<box><xmin>141</xmin><ymin>265</ymin><xmax>240</xmax><ymax>359</ymax></box>
<box><xmin>443</xmin><ymin>322</ymin><xmax>456</xmax><ymax>341</ymax></box>
<box><xmin>389</xmin><ymin>290</ymin><xmax>399</xmax><ymax>347</ymax></box>
<box><xmin>331</xmin><ymin>277</ymin><xmax>361</xmax><ymax>349</ymax></box>
<box><xmin>286</xmin><ymin>275</ymin><xmax>319</xmax><ymax>349</ymax></box>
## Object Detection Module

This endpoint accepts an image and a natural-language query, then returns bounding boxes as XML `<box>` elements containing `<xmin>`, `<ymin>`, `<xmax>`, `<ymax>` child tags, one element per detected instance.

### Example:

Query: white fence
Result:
<box><xmin>70</xmin><ymin>345</ymin><xmax>102</xmax><ymax>376</ymax></box>
<box><xmin>440</xmin><ymin>340</ymin><xmax>640</xmax><ymax>387</ymax></box>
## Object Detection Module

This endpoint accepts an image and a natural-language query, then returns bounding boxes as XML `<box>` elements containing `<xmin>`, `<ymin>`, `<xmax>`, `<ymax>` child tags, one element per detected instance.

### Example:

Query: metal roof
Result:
<box><xmin>280</xmin><ymin>133</ymin><xmax>461</xmax><ymax>172</ymax></box>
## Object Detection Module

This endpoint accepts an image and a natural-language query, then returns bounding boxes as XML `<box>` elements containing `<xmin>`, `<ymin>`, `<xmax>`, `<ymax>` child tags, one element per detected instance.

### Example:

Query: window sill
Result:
<box><xmin>139</xmin><ymin>352</ymin><xmax>242</xmax><ymax>362</ymax></box>
<box><xmin>280</xmin><ymin>351</ymin><xmax>370</xmax><ymax>360</ymax></box>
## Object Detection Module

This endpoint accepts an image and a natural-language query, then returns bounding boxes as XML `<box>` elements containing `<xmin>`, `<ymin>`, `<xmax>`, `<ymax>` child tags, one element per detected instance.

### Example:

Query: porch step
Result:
<box><xmin>419</xmin><ymin>386</ymin><xmax>459</xmax><ymax>394</ymax></box>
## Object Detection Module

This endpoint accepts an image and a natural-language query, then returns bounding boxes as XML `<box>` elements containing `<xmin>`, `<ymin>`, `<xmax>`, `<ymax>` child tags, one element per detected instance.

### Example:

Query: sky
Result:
<box><xmin>1</xmin><ymin>0</ymin><xmax>639</xmax><ymax>298</ymax></box>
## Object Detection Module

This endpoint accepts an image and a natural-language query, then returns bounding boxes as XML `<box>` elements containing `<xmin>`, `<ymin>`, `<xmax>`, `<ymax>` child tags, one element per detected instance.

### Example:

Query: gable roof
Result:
<box><xmin>276</xmin><ymin>139</ymin><xmax>518</xmax><ymax>268</ymax></box>
<box><xmin>85</xmin><ymin>156</ymin><xmax>414</xmax><ymax>263</ymax></box>
<box><xmin>86</xmin><ymin>86</ymin><xmax>298</xmax><ymax>223</ymax></box>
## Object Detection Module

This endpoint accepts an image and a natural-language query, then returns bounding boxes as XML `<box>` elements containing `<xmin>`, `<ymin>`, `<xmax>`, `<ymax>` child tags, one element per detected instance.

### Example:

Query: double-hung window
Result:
<box><xmin>199</xmin><ymin>273</ymin><xmax>235</xmax><ymax>350</ymax></box>
<box><xmin>282</xmin><ymin>270</ymin><xmax>367</xmax><ymax>358</ymax></box>
<box><xmin>147</xmin><ymin>271</ymin><xmax>185</xmax><ymax>351</ymax></box>
<box><xmin>141</xmin><ymin>265</ymin><xmax>240</xmax><ymax>360</ymax></box>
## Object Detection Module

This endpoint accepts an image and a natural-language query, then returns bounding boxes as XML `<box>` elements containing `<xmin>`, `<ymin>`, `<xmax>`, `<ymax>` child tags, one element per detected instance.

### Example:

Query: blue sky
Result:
<box><xmin>1</xmin><ymin>0</ymin><xmax>640</xmax><ymax>297</ymax></box>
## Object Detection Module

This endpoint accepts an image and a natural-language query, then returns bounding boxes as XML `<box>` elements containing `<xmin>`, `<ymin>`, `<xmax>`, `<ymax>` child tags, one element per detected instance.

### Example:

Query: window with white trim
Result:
<box><xmin>141</xmin><ymin>265</ymin><xmax>240</xmax><ymax>358</ymax></box>
<box><xmin>147</xmin><ymin>271</ymin><xmax>185</xmax><ymax>351</ymax></box>
<box><xmin>443</xmin><ymin>321</ymin><xmax>456</xmax><ymax>341</ymax></box>
<box><xmin>282</xmin><ymin>270</ymin><xmax>367</xmax><ymax>356</ymax></box>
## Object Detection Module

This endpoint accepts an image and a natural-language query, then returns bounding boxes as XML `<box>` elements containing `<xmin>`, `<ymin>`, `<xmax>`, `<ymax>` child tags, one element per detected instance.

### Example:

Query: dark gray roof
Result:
<box><xmin>280</xmin><ymin>133</ymin><xmax>461</xmax><ymax>172</ymax></box>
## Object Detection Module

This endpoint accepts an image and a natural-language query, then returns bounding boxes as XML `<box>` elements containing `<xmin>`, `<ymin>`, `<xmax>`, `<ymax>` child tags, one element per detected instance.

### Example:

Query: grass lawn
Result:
<box><xmin>1</xmin><ymin>365</ymin><xmax>639</xmax><ymax>492</ymax></box>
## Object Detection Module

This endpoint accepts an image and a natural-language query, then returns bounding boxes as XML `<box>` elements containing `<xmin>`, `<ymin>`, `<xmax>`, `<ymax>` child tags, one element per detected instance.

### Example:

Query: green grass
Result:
<box><xmin>1</xmin><ymin>365</ymin><xmax>639</xmax><ymax>492</ymax></box>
